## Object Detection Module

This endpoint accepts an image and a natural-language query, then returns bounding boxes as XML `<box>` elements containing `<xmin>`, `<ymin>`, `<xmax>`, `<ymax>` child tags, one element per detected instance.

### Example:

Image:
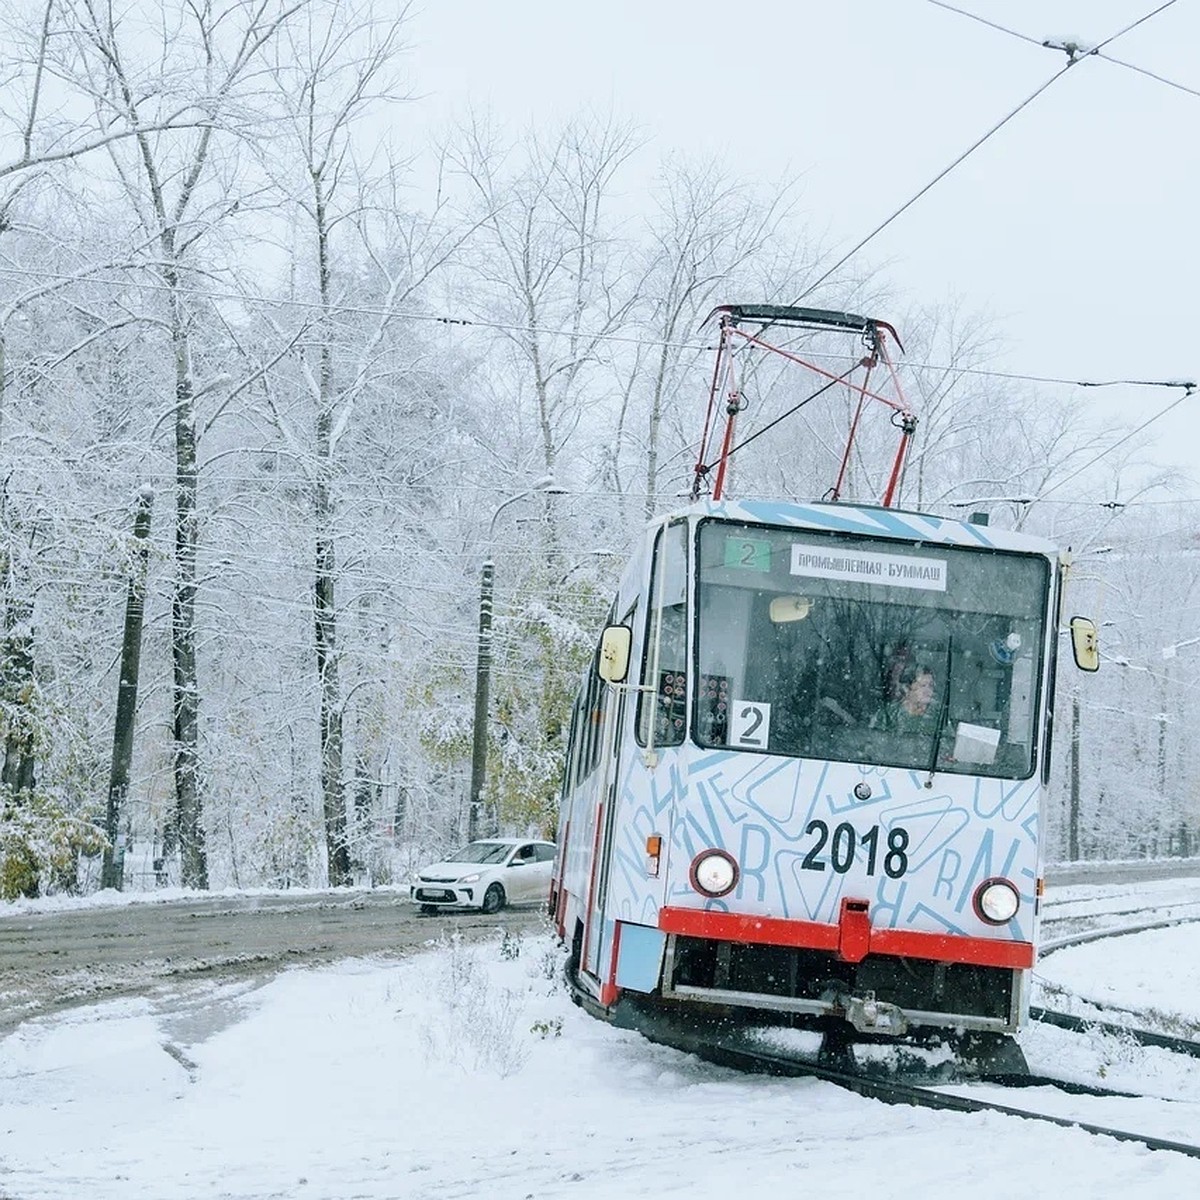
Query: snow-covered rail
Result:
<box><xmin>1041</xmin><ymin>870</ymin><xmax>1200</xmax><ymax>946</ymax></box>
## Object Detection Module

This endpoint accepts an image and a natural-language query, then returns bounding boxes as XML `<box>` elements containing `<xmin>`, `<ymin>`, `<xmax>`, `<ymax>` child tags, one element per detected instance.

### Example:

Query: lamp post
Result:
<box><xmin>467</xmin><ymin>477</ymin><xmax>566</xmax><ymax>841</ymax></box>
<box><xmin>946</xmin><ymin>496</ymin><xmax>1037</xmax><ymax>527</ymax></box>
<box><xmin>1161</xmin><ymin>636</ymin><xmax>1200</xmax><ymax>660</ymax></box>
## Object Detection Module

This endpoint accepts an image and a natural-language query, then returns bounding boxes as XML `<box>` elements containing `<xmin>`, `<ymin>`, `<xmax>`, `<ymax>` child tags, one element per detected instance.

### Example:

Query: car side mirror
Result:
<box><xmin>1069</xmin><ymin>615</ymin><xmax>1099</xmax><ymax>672</ymax></box>
<box><xmin>509</xmin><ymin>859</ymin><xmax>527</xmax><ymax>867</ymax></box>
<box><xmin>598</xmin><ymin>624</ymin><xmax>632</xmax><ymax>683</ymax></box>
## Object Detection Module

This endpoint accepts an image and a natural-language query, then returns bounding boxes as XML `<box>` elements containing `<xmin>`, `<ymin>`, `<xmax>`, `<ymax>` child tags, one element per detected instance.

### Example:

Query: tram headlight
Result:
<box><xmin>973</xmin><ymin>877</ymin><xmax>1021</xmax><ymax>925</ymax></box>
<box><xmin>689</xmin><ymin>849</ymin><xmax>739</xmax><ymax>898</ymax></box>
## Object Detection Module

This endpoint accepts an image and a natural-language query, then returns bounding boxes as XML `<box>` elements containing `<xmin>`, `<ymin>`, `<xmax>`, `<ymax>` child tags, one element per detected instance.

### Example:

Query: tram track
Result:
<box><xmin>1040</xmin><ymin>906</ymin><xmax>1200</xmax><ymax>951</ymax></box>
<box><xmin>1039</xmin><ymin>885</ymin><xmax>1200</xmax><ymax>948</ymax></box>
<box><xmin>1029</xmin><ymin>1005</ymin><xmax>1200</xmax><ymax>1059</ymax></box>
<box><xmin>568</xmin><ymin>903</ymin><xmax>1200</xmax><ymax>1166</ymax></box>
<box><xmin>579</xmin><ymin>983</ymin><xmax>1200</xmax><ymax>1162</ymax></box>
<box><xmin>1023</xmin><ymin>911</ymin><xmax>1200</xmax><ymax>1083</ymax></box>
<box><xmin>709</xmin><ymin>1039</ymin><xmax>1200</xmax><ymax>1162</ymax></box>
<box><xmin>639</xmin><ymin>1008</ymin><xmax>1200</xmax><ymax>1161</ymax></box>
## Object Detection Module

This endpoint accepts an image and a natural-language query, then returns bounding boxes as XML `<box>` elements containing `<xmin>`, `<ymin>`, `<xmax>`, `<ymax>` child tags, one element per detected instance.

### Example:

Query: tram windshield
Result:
<box><xmin>694</xmin><ymin>520</ymin><xmax>1051</xmax><ymax>779</ymax></box>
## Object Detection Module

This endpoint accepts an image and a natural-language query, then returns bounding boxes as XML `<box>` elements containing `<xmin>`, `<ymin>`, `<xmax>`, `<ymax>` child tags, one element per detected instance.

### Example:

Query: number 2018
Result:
<box><xmin>801</xmin><ymin>820</ymin><xmax>909</xmax><ymax>878</ymax></box>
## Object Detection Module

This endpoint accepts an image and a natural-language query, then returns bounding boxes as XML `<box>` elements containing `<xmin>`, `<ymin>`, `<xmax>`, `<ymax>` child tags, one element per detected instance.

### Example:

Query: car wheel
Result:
<box><xmin>481</xmin><ymin>883</ymin><xmax>506</xmax><ymax>914</ymax></box>
<box><xmin>419</xmin><ymin>904</ymin><xmax>439</xmax><ymax>916</ymax></box>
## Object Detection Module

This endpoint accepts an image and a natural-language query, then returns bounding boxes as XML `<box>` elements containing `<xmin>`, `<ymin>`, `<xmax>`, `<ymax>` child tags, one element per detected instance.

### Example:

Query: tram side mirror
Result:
<box><xmin>597</xmin><ymin>624</ymin><xmax>632</xmax><ymax>683</ymax></box>
<box><xmin>769</xmin><ymin>595</ymin><xmax>812</xmax><ymax>623</ymax></box>
<box><xmin>1069</xmin><ymin>616</ymin><xmax>1100</xmax><ymax>673</ymax></box>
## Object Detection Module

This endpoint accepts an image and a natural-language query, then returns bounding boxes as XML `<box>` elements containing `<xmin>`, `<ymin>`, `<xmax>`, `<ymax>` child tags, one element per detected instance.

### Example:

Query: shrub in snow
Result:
<box><xmin>0</xmin><ymin>787</ymin><xmax>105</xmax><ymax>899</ymax></box>
<box><xmin>418</xmin><ymin>932</ymin><xmax>529</xmax><ymax>1078</ymax></box>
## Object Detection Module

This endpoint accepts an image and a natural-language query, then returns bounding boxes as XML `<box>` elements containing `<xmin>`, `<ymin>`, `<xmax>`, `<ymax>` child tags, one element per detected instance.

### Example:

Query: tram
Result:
<box><xmin>549</xmin><ymin>305</ymin><xmax>1099</xmax><ymax>1050</ymax></box>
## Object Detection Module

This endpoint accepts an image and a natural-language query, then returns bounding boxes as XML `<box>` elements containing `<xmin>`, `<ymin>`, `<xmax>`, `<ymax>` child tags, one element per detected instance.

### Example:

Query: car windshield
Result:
<box><xmin>446</xmin><ymin>841</ymin><xmax>512</xmax><ymax>864</ymax></box>
<box><xmin>694</xmin><ymin>520</ymin><xmax>1050</xmax><ymax>779</ymax></box>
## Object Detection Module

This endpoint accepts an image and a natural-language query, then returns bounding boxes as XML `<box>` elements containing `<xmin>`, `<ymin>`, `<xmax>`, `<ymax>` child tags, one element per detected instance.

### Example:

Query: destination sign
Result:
<box><xmin>789</xmin><ymin>545</ymin><xmax>948</xmax><ymax>591</ymax></box>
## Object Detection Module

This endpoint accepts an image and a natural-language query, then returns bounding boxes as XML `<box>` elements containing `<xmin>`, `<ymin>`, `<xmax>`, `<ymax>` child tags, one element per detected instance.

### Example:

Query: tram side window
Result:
<box><xmin>578</xmin><ymin>602</ymin><xmax>618</xmax><ymax>779</ymax></box>
<box><xmin>562</xmin><ymin>695</ymin><xmax>584</xmax><ymax>795</ymax></box>
<box><xmin>580</xmin><ymin>658</ymin><xmax>603</xmax><ymax>780</ymax></box>
<box><xmin>637</xmin><ymin>521</ymin><xmax>688</xmax><ymax>747</ymax></box>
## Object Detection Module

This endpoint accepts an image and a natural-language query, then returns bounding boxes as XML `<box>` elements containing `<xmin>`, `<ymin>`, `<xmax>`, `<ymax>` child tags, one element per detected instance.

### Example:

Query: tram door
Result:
<box><xmin>582</xmin><ymin>658</ymin><xmax>630</xmax><ymax>981</ymax></box>
<box><xmin>584</xmin><ymin>521</ymin><xmax>687</xmax><ymax>981</ymax></box>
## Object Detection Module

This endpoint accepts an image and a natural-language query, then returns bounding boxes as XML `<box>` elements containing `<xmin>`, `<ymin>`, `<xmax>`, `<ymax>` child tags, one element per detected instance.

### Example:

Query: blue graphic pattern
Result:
<box><xmin>602</xmin><ymin>743</ymin><xmax>1041</xmax><ymax>946</ymax></box>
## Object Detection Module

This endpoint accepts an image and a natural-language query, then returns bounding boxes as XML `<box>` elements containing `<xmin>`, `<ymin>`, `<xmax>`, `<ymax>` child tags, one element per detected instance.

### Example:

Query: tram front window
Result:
<box><xmin>694</xmin><ymin>521</ymin><xmax>1050</xmax><ymax>779</ymax></box>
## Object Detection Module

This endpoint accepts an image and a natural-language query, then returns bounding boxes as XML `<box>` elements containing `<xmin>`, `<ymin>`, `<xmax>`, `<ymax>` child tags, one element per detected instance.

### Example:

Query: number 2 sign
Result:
<box><xmin>729</xmin><ymin>700</ymin><xmax>771</xmax><ymax>749</ymax></box>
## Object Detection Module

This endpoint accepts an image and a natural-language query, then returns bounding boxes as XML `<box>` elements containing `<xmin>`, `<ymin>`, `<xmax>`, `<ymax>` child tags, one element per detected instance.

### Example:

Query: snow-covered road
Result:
<box><xmin>2</xmin><ymin>882</ymin><xmax>1200</xmax><ymax>1200</ymax></box>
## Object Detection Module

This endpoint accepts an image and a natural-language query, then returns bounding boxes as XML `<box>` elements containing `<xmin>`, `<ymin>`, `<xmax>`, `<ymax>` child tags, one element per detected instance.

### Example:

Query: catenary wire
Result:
<box><xmin>792</xmin><ymin>61</ymin><xmax>1076</xmax><ymax>301</ymax></box>
<box><xmin>789</xmin><ymin>1</ymin><xmax>1180</xmax><ymax>301</ymax></box>
<box><xmin>1096</xmin><ymin>51</ymin><xmax>1200</xmax><ymax>100</ymax></box>
<box><xmin>1037</xmin><ymin>388</ymin><xmax>1194</xmax><ymax>500</ymax></box>
<box><xmin>928</xmin><ymin>0</ymin><xmax>1198</xmax><ymax>100</ymax></box>
<box><xmin>0</xmin><ymin>262</ymin><xmax>1190</xmax><ymax>393</ymax></box>
<box><xmin>924</xmin><ymin>1</ymin><xmax>1045</xmax><ymax>48</ymax></box>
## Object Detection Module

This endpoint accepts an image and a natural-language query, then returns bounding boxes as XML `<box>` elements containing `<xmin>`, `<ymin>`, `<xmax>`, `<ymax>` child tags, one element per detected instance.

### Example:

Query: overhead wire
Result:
<box><xmin>1095</xmin><ymin>51</ymin><xmax>1200</xmax><ymax>100</ymax></box>
<box><xmin>1037</xmin><ymin>386</ymin><xmax>1195</xmax><ymax>500</ymax></box>
<box><xmin>793</xmin><ymin>64</ymin><xmax>1076</xmax><ymax>301</ymax></box>
<box><xmin>0</xmin><ymin>260</ymin><xmax>1190</xmax><ymax>394</ymax></box>
<box><xmin>2</xmin><ymin>1</ymin><xmax>1196</xmax><ymax>550</ymax></box>
<box><xmin>931</xmin><ymin>0</ymin><xmax>1198</xmax><ymax>100</ymax></box>
<box><xmin>924</xmin><ymin>1</ymin><xmax>1045</xmax><ymax>49</ymax></box>
<box><xmin>789</xmin><ymin>0</ymin><xmax>1182</xmax><ymax>301</ymax></box>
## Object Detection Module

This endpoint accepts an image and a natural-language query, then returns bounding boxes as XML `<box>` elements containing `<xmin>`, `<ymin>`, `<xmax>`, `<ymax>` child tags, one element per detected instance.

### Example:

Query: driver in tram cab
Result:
<box><xmin>876</xmin><ymin>658</ymin><xmax>939</xmax><ymax>735</ymax></box>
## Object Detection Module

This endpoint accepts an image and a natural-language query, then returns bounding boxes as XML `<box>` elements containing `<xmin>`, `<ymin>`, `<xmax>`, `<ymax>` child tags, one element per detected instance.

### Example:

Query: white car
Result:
<box><xmin>411</xmin><ymin>838</ymin><xmax>556</xmax><ymax>915</ymax></box>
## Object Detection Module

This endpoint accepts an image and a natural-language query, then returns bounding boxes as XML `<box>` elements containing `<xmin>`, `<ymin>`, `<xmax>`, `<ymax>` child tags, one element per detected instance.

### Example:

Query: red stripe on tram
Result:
<box><xmin>658</xmin><ymin>906</ymin><xmax>1034</xmax><ymax>970</ymax></box>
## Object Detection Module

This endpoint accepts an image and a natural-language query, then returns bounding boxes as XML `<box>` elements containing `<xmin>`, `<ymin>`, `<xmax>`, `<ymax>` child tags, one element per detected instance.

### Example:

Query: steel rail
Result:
<box><xmin>1031</xmin><ymin>1006</ymin><xmax>1200</xmax><ymax>1059</ymax></box>
<box><xmin>567</xmin><ymin>971</ymin><xmax>1200</xmax><ymax>1162</ymax></box>
<box><xmin>701</xmin><ymin>1040</ymin><xmax>1200</xmax><ymax>1161</ymax></box>
<box><xmin>1039</xmin><ymin>913</ymin><xmax>1200</xmax><ymax>956</ymax></box>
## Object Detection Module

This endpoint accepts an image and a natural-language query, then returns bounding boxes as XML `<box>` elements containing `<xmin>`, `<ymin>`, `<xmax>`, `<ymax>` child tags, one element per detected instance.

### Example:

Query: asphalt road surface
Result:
<box><xmin>2</xmin><ymin>860</ymin><xmax>1197</xmax><ymax>1036</ymax></box>
<box><xmin>0</xmin><ymin>891</ymin><xmax>545</xmax><ymax>1036</ymax></box>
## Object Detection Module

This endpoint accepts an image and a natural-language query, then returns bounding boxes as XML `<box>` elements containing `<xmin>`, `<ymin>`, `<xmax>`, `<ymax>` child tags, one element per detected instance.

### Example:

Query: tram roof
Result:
<box><xmin>657</xmin><ymin>498</ymin><xmax>1059</xmax><ymax>556</ymax></box>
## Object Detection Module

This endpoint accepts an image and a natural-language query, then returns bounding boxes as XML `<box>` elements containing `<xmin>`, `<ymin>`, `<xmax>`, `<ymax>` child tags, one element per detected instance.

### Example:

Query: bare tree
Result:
<box><xmin>615</xmin><ymin>158</ymin><xmax>803</xmax><ymax>518</ymax></box>
<box><xmin>49</xmin><ymin>0</ymin><xmax>302</xmax><ymax>887</ymax></box>
<box><xmin>449</xmin><ymin>112</ymin><xmax>642</xmax><ymax>488</ymax></box>
<box><xmin>0</xmin><ymin>0</ymin><xmax>216</xmax><ymax>185</ymax></box>
<box><xmin>261</xmin><ymin>0</ymin><xmax>481</xmax><ymax>882</ymax></box>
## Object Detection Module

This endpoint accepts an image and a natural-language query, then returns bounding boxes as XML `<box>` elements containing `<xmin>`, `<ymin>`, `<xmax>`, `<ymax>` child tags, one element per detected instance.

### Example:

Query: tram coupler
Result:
<box><xmin>821</xmin><ymin>985</ymin><xmax>909</xmax><ymax>1036</ymax></box>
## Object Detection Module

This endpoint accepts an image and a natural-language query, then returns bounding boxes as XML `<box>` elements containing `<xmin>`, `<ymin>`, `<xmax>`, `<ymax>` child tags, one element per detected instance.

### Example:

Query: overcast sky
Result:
<box><xmin>408</xmin><ymin>0</ymin><xmax>1199</xmax><ymax>497</ymax></box>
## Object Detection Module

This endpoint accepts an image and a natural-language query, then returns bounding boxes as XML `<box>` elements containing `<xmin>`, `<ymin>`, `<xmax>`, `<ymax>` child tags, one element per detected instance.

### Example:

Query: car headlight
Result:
<box><xmin>973</xmin><ymin>877</ymin><xmax>1020</xmax><ymax>925</ymax></box>
<box><xmin>689</xmin><ymin>849</ymin><xmax>738</xmax><ymax>898</ymax></box>
<box><xmin>458</xmin><ymin>872</ymin><xmax>482</xmax><ymax>884</ymax></box>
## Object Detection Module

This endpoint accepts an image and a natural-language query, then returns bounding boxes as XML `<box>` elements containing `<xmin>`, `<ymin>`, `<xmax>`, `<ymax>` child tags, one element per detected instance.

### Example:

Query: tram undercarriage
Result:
<box><xmin>661</xmin><ymin>933</ymin><xmax>1023</xmax><ymax>1036</ymax></box>
<box><xmin>566</xmin><ymin>935</ymin><xmax>1030</xmax><ymax>1083</ymax></box>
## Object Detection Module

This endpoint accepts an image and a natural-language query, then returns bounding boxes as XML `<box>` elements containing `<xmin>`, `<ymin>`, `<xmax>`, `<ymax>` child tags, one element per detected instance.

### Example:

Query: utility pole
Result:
<box><xmin>466</xmin><ymin>559</ymin><xmax>494</xmax><ymax>842</ymax></box>
<box><xmin>465</xmin><ymin>477</ymin><xmax>566</xmax><ymax>841</ymax></box>
<box><xmin>1068</xmin><ymin>688</ymin><xmax>1081</xmax><ymax>861</ymax></box>
<box><xmin>102</xmin><ymin>488</ymin><xmax>153</xmax><ymax>890</ymax></box>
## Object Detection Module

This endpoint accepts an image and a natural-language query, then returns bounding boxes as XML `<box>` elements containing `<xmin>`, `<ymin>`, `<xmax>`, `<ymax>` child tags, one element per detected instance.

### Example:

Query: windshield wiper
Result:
<box><xmin>925</xmin><ymin>637</ymin><xmax>953</xmax><ymax>787</ymax></box>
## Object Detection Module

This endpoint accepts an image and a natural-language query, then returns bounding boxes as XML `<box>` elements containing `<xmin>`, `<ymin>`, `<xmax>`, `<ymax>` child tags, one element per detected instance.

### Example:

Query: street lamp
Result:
<box><xmin>946</xmin><ymin>496</ymin><xmax>1036</xmax><ymax>526</ymax></box>
<box><xmin>467</xmin><ymin>476</ymin><xmax>567</xmax><ymax>841</ymax></box>
<box><xmin>1161</xmin><ymin>636</ymin><xmax>1200</xmax><ymax>660</ymax></box>
<box><xmin>553</xmin><ymin>547</ymin><xmax>617</xmax><ymax>588</ymax></box>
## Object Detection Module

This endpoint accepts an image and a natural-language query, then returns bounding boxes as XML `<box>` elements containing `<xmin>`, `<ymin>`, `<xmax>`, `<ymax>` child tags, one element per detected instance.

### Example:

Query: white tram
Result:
<box><xmin>550</xmin><ymin>496</ymin><xmax>1103</xmax><ymax>1040</ymax></box>
<box><xmin>550</xmin><ymin>305</ymin><xmax>1098</xmax><ymax>1045</ymax></box>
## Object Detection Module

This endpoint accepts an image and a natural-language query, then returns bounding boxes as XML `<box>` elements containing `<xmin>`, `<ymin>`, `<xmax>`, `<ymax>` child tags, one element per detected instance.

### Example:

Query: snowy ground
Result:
<box><xmin>2</xmin><ymin>890</ymin><xmax>1200</xmax><ymax>1199</ymax></box>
